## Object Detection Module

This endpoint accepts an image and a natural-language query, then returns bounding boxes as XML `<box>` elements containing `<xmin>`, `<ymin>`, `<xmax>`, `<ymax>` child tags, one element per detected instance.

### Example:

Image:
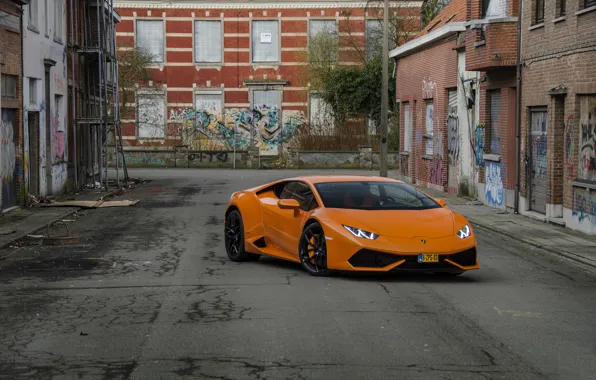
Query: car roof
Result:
<box><xmin>286</xmin><ymin>175</ymin><xmax>405</xmax><ymax>185</ymax></box>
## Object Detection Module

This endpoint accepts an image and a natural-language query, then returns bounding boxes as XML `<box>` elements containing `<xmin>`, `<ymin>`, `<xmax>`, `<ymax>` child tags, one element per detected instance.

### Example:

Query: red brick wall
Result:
<box><xmin>465</xmin><ymin>22</ymin><xmax>519</xmax><ymax>71</ymax></box>
<box><xmin>0</xmin><ymin>1</ymin><xmax>24</xmax><ymax>205</ymax></box>
<box><xmin>115</xmin><ymin>5</ymin><xmax>421</xmax><ymax>147</ymax></box>
<box><xmin>396</xmin><ymin>36</ymin><xmax>459</xmax><ymax>191</ymax></box>
<box><xmin>520</xmin><ymin>0</ymin><xmax>596</xmax><ymax>213</ymax></box>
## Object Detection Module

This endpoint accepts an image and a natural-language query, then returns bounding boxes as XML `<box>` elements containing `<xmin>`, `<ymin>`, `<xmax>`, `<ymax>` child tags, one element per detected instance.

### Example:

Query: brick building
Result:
<box><xmin>0</xmin><ymin>0</ymin><xmax>26</xmax><ymax>211</ymax></box>
<box><xmin>518</xmin><ymin>0</ymin><xmax>596</xmax><ymax>233</ymax></box>
<box><xmin>113</xmin><ymin>0</ymin><xmax>421</xmax><ymax>159</ymax></box>
<box><xmin>393</xmin><ymin>0</ymin><xmax>482</xmax><ymax>196</ymax></box>
<box><xmin>464</xmin><ymin>0</ymin><xmax>520</xmax><ymax>211</ymax></box>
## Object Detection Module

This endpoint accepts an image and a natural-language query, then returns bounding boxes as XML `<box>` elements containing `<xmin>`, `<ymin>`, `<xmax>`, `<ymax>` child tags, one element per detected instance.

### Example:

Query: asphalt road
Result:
<box><xmin>1</xmin><ymin>169</ymin><xmax>595</xmax><ymax>380</ymax></box>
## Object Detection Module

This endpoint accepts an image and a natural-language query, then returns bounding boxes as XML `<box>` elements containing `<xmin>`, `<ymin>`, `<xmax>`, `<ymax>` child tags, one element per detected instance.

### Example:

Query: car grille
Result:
<box><xmin>348</xmin><ymin>247</ymin><xmax>477</xmax><ymax>269</ymax></box>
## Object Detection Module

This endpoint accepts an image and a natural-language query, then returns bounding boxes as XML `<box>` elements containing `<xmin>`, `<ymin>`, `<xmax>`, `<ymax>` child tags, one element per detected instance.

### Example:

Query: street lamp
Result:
<box><xmin>379</xmin><ymin>0</ymin><xmax>389</xmax><ymax>177</ymax></box>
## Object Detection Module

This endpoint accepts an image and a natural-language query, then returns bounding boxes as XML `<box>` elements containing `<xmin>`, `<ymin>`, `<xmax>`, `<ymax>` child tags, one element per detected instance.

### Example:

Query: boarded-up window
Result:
<box><xmin>579</xmin><ymin>95</ymin><xmax>596</xmax><ymax>181</ymax></box>
<box><xmin>137</xmin><ymin>91</ymin><xmax>166</xmax><ymax>138</ymax></box>
<box><xmin>253</xmin><ymin>90</ymin><xmax>281</xmax><ymax>109</ymax></box>
<box><xmin>489</xmin><ymin>90</ymin><xmax>501</xmax><ymax>154</ymax></box>
<box><xmin>309</xmin><ymin>93</ymin><xmax>334</xmax><ymax>135</ymax></box>
<box><xmin>252</xmin><ymin>21</ymin><xmax>279</xmax><ymax>63</ymax></box>
<box><xmin>403</xmin><ymin>102</ymin><xmax>412</xmax><ymax>152</ymax></box>
<box><xmin>195</xmin><ymin>91</ymin><xmax>222</xmax><ymax>113</ymax></box>
<box><xmin>136</xmin><ymin>20</ymin><xmax>164</xmax><ymax>63</ymax></box>
<box><xmin>195</xmin><ymin>21</ymin><xmax>222</xmax><ymax>63</ymax></box>
<box><xmin>425</xmin><ymin>102</ymin><xmax>434</xmax><ymax>155</ymax></box>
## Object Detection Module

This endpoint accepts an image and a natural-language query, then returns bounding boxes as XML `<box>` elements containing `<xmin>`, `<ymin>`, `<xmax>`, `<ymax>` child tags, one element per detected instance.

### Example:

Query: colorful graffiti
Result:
<box><xmin>572</xmin><ymin>187</ymin><xmax>596</xmax><ymax>225</ymax></box>
<box><xmin>51</xmin><ymin>107</ymin><xmax>65</xmax><ymax>163</ymax></box>
<box><xmin>447</xmin><ymin>113</ymin><xmax>460</xmax><ymax>162</ymax></box>
<box><xmin>172</xmin><ymin>106</ymin><xmax>306</xmax><ymax>155</ymax></box>
<box><xmin>473</xmin><ymin>124</ymin><xmax>485</xmax><ymax>167</ymax></box>
<box><xmin>579</xmin><ymin>96</ymin><xmax>596</xmax><ymax>181</ymax></box>
<box><xmin>485</xmin><ymin>162</ymin><xmax>504</xmax><ymax>207</ymax></box>
<box><xmin>564</xmin><ymin>115</ymin><xmax>575</xmax><ymax>180</ymax></box>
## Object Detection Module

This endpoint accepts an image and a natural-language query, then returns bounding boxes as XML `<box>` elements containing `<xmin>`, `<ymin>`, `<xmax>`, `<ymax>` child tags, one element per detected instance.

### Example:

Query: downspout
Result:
<box><xmin>69</xmin><ymin>0</ymin><xmax>77</xmax><ymax>189</ymax></box>
<box><xmin>20</xmin><ymin>2</ymin><xmax>24</xmax><ymax>204</ymax></box>
<box><xmin>514</xmin><ymin>0</ymin><xmax>523</xmax><ymax>214</ymax></box>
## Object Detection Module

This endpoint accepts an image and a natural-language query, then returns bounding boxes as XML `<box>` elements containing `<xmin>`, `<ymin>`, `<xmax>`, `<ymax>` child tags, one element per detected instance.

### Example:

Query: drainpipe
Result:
<box><xmin>20</xmin><ymin>2</ymin><xmax>24</xmax><ymax>204</ymax></box>
<box><xmin>514</xmin><ymin>0</ymin><xmax>523</xmax><ymax>214</ymax></box>
<box><xmin>69</xmin><ymin>0</ymin><xmax>77</xmax><ymax>189</ymax></box>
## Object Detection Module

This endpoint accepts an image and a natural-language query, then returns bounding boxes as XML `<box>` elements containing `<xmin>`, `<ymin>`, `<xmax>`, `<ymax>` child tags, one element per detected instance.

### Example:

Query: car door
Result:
<box><xmin>276</xmin><ymin>181</ymin><xmax>318</xmax><ymax>256</ymax></box>
<box><xmin>261</xmin><ymin>181</ymin><xmax>288</xmax><ymax>248</ymax></box>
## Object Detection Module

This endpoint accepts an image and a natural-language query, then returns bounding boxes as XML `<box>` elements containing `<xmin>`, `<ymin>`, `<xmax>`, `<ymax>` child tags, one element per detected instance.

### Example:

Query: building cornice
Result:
<box><xmin>389</xmin><ymin>22</ymin><xmax>466</xmax><ymax>59</ymax></box>
<box><xmin>113</xmin><ymin>1</ymin><xmax>423</xmax><ymax>9</ymax></box>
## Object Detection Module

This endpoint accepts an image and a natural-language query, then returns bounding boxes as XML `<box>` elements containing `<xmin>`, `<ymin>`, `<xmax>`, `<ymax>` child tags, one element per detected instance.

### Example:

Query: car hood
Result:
<box><xmin>331</xmin><ymin>207</ymin><xmax>455</xmax><ymax>239</ymax></box>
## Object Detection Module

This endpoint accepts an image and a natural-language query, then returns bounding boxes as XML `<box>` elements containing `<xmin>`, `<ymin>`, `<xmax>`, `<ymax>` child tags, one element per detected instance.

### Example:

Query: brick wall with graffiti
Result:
<box><xmin>168</xmin><ymin>106</ymin><xmax>307</xmax><ymax>156</ymax></box>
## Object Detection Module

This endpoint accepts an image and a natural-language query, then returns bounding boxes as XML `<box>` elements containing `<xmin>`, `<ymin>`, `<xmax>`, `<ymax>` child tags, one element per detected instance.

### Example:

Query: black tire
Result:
<box><xmin>225</xmin><ymin>210</ymin><xmax>259</xmax><ymax>262</ymax></box>
<box><xmin>298</xmin><ymin>222</ymin><xmax>331</xmax><ymax>276</ymax></box>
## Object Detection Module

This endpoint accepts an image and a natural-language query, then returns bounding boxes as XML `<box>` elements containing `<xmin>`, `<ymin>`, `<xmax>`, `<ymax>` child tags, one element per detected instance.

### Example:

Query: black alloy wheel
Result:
<box><xmin>225</xmin><ymin>210</ymin><xmax>259</xmax><ymax>262</ymax></box>
<box><xmin>299</xmin><ymin>222</ymin><xmax>330</xmax><ymax>276</ymax></box>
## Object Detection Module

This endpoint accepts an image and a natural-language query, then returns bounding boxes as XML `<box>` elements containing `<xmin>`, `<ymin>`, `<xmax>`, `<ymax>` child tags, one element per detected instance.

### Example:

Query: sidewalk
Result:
<box><xmin>417</xmin><ymin>185</ymin><xmax>596</xmax><ymax>272</ymax></box>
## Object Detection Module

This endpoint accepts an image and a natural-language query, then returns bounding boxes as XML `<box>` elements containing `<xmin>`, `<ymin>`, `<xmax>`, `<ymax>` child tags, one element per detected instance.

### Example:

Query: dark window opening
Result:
<box><xmin>535</xmin><ymin>0</ymin><xmax>545</xmax><ymax>23</ymax></box>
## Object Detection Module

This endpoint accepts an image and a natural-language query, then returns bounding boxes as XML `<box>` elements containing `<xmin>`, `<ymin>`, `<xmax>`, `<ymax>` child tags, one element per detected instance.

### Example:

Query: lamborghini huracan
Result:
<box><xmin>224</xmin><ymin>176</ymin><xmax>479</xmax><ymax>276</ymax></box>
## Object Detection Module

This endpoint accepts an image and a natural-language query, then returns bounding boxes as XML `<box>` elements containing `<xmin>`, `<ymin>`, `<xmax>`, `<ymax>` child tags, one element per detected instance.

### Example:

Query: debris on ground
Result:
<box><xmin>40</xmin><ymin>200</ymin><xmax>140</xmax><ymax>209</ymax></box>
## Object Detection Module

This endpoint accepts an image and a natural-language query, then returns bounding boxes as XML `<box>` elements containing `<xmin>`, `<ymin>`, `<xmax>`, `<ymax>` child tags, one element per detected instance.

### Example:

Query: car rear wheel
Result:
<box><xmin>299</xmin><ymin>222</ymin><xmax>330</xmax><ymax>276</ymax></box>
<box><xmin>225</xmin><ymin>210</ymin><xmax>260</xmax><ymax>262</ymax></box>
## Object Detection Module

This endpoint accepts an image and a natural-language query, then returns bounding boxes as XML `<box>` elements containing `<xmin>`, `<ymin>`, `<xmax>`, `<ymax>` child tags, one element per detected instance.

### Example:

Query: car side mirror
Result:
<box><xmin>434</xmin><ymin>198</ymin><xmax>447</xmax><ymax>207</ymax></box>
<box><xmin>278</xmin><ymin>199</ymin><xmax>301</xmax><ymax>210</ymax></box>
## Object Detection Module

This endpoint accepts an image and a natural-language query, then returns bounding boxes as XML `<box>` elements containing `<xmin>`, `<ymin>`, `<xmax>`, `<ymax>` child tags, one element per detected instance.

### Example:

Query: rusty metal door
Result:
<box><xmin>529</xmin><ymin>108</ymin><xmax>548</xmax><ymax>214</ymax></box>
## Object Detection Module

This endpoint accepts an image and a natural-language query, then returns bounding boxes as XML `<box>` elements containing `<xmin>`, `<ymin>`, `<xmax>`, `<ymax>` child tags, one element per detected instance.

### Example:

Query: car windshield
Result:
<box><xmin>314</xmin><ymin>181</ymin><xmax>441</xmax><ymax>210</ymax></box>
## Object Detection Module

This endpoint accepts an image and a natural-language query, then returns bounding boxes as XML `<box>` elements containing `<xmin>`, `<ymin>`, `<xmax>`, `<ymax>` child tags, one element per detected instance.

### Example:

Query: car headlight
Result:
<box><xmin>456</xmin><ymin>225</ymin><xmax>471</xmax><ymax>239</ymax></box>
<box><xmin>343</xmin><ymin>225</ymin><xmax>379</xmax><ymax>240</ymax></box>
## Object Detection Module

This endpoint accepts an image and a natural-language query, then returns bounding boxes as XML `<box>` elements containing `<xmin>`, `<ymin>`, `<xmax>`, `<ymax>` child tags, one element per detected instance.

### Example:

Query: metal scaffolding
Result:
<box><xmin>68</xmin><ymin>0</ymin><xmax>127</xmax><ymax>191</ymax></box>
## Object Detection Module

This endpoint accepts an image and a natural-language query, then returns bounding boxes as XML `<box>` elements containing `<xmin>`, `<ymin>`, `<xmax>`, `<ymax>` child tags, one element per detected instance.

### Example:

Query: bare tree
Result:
<box><xmin>117</xmin><ymin>44</ymin><xmax>154</xmax><ymax>123</ymax></box>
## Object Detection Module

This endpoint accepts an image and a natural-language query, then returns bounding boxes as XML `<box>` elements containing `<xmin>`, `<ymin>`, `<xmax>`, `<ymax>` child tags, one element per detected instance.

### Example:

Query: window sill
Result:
<box><xmin>422</xmin><ymin>154</ymin><xmax>434</xmax><ymax>160</ymax></box>
<box><xmin>576</xmin><ymin>5</ymin><xmax>596</xmax><ymax>16</ymax></box>
<box><xmin>552</xmin><ymin>16</ymin><xmax>566</xmax><ymax>23</ymax></box>
<box><xmin>484</xmin><ymin>154</ymin><xmax>501</xmax><ymax>162</ymax></box>
<box><xmin>251</xmin><ymin>63</ymin><xmax>280</xmax><ymax>70</ymax></box>
<box><xmin>27</xmin><ymin>25</ymin><xmax>40</xmax><ymax>34</ymax></box>
<box><xmin>474</xmin><ymin>40</ymin><xmax>486</xmax><ymax>48</ymax></box>
<box><xmin>528</xmin><ymin>23</ymin><xmax>544</xmax><ymax>31</ymax></box>
<box><xmin>194</xmin><ymin>64</ymin><xmax>222</xmax><ymax>71</ymax></box>
<box><xmin>399</xmin><ymin>151</ymin><xmax>410</xmax><ymax>156</ymax></box>
<box><xmin>53</xmin><ymin>36</ymin><xmax>64</xmax><ymax>45</ymax></box>
<box><xmin>572</xmin><ymin>180</ymin><xmax>596</xmax><ymax>191</ymax></box>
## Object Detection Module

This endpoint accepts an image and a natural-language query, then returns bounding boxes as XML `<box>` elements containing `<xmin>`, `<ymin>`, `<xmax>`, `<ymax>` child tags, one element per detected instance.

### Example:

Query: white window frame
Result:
<box><xmin>425</xmin><ymin>101</ymin><xmax>434</xmax><ymax>156</ymax></box>
<box><xmin>403</xmin><ymin>102</ymin><xmax>412</xmax><ymax>152</ymax></box>
<box><xmin>29</xmin><ymin>78</ymin><xmax>38</xmax><ymax>105</ymax></box>
<box><xmin>136</xmin><ymin>88</ymin><xmax>167</xmax><ymax>139</ymax></box>
<box><xmin>28</xmin><ymin>0</ymin><xmax>39</xmax><ymax>31</ymax></box>
<box><xmin>194</xmin><ymin>20</ymin><xmax>223</xmax><ymax>64</ymax></box>
<box><xmin>135</xmin><ymin>19</ymin><xmax>165</xmax><ymax>64</ymax></box>
<box><xmin>250</xmin><ymin>20</ymin><xmax>280</xmax><ymax>64</ymax></box>
<box><xmin>53</xmin><ymin>0</ymin><xmax>63</xmax><ymax>43</ymax></box>
<box><xmin>308</xmin><ymin>18</ymin><xmax>338</xmax><ymax>62</ymax></box>
<box><xmin>308</xmin><ymin>92</ymin><xmax>334</xmax><ymax>136</ymax></box>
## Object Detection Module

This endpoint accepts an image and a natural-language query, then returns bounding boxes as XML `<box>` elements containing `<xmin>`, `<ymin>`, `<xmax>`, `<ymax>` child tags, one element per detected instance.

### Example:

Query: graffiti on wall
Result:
<box><xmin>579</xmin><ymin>96</ymin><xmax>596</xmax><ymax>181</ymax></box>
<box><xmin>572</xmin><ymin>187</ymin><xmax>596</xmax><ymax>225</ymax></box>
<box><xmin>485</xmin><ymin>162</ymin><xmax>504</xmax><ymax>207</ymax></box>
<box><xmin>422</xmin><ymin>78</ymin><xmax>437</xmax><ymax>99</ymax></box>
<box><xmin>51</xmin><ymin>107</ymin><xmax>65</xmax><ymax>163</ymax></box>
<box><xmin>473</xmin><ymin>124</ymin><xmax>485</xmax><ymax>167</ymax></box>
<box><xmin>564</xmin><ymin>115</ymin><xmax>575</xmax><ymax>180</ymax></box>
<box><xmin>447</xmin><ymin>113</ymin><xmax>460</xmax><ymax>163</ymax></box>
<box><xmin>429</xmin><ymin>156</ymin><xmax>443</xmax><ymax>186</ymax></box>
<box><xmin>172</xmin><ymin>106</ymin><xmax>307</xmax><ymax>155</ymax></box>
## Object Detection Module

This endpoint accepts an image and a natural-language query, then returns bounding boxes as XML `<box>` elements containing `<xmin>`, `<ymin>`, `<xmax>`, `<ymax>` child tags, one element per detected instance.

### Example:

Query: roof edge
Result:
<box><xmin>389</xmin><ymin>22</ymin><xmax>466</xmax><ymax>59</ymax></box>
<box><xmin>113</xmin><ymin>1</ymin><xmax>424</xmax><ymax>9</ymax></box>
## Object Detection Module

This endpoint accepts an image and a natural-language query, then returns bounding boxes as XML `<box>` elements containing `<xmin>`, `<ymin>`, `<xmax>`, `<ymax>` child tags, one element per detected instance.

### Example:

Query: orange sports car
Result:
<box><xmin>224</xmin><ymin>176</ymin><xmax>479</xmax><ymax>276</ymax></box>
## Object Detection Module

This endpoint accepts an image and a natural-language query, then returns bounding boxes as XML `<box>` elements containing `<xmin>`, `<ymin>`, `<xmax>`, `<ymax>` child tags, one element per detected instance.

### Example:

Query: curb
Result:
<box><xmin>468</xmin><ymin>217</ymin><xmax>596</xmax><ymax>273</ymax></box>
<box><xmin>0</xmin><ymin>208</ymin><xmax>80</xmax><ymax>251</ymax></box>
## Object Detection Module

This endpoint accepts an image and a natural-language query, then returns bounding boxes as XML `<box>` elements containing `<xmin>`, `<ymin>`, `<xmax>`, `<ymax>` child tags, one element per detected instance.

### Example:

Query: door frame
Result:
<box><xmin>527</xmin><ymin>106</ymin><xmax>548</xmax><ymax>214</ymax></box>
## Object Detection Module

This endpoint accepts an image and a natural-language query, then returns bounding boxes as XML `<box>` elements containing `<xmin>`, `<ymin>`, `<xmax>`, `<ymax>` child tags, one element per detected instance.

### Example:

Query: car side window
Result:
<box><xmin>281</xmin><ymin>182</ymin><xmax>318</xmax><ymax>211</ymax></box>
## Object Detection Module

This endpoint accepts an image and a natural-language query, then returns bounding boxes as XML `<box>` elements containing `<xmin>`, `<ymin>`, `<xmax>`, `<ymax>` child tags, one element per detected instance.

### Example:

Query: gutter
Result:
<box><xmin>389</xmin><ymin>22</ymin><xmax>466</xmax><ymax>59</ymax></box>
<box><xmin>514</xmin><ymin>0</ymin><xmax>523</xmax><ymax>214</ymax></box>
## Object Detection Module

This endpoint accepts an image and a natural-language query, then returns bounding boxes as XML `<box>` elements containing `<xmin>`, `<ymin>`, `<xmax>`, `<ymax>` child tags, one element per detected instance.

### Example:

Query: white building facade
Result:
<box><xmin>22</xmin><ymin>0</ymin><xmax>68</xmax><ymax>197</ymax></box>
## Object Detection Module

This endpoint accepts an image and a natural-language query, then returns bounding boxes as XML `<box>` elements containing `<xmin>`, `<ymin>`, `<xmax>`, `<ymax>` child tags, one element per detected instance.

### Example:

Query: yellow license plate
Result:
<box><xmin>417</xmin><ymin>254</ymin><xmax>439</xmax><ymax>263</ymax></box>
